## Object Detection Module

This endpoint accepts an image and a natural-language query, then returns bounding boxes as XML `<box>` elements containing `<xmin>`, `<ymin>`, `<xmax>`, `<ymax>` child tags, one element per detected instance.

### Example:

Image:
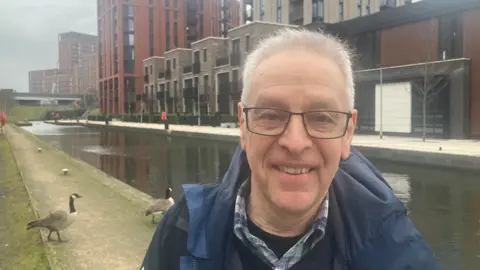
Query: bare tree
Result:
<box><xmin>412</xmin><ymin>20</ymin><xmax>450</xmax><ymax>141</ymax></box>
<box><xmin>0</xmin><ymin>90</ymin><xmax>16</xmax><ymax>113</ymax></box>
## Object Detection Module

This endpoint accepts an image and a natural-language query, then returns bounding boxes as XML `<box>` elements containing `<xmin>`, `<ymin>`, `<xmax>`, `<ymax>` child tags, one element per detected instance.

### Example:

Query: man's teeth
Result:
<box><xmin>278</xmin><ymin>167</ymin><xmax>311</xmax><ymax>174</ymax></box>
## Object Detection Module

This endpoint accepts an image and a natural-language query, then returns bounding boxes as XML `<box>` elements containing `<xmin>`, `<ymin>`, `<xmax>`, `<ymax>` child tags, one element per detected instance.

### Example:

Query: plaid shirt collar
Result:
<box><xmin>233</xmin><ymin>178</ymin><xmax>329</xmax><ymax>269</ymax></box>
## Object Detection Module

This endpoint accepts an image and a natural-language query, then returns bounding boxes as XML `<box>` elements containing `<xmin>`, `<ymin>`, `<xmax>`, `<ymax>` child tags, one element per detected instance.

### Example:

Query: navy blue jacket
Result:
<box><xmin>141</xmin><ymin>145</ymin><xmax>440</xmax><ymax>270</ymax></box>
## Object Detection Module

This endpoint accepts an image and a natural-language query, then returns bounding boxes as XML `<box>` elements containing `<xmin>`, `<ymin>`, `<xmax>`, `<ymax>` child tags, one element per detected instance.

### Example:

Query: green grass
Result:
<box><xmin>0</xmin><ymin>136</ymin><xmax>50</xmax><ymax>269</ymax></box>
<box><xmin>8</xmin><ymin>105</ymin><xmax>72</xmax><ymax>122</ymax></box>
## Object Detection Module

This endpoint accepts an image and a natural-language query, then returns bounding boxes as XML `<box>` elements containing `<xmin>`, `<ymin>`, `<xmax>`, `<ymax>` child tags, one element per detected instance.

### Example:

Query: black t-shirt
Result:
<box><xmin>234</xmin><ymin>218</ymin><xmax>306</xmax><ymax>270</ymax></box>
<box><xmin>246</xmin><ymin>218</ymin><xmax>304</xmax><ymax>259</ymax></box>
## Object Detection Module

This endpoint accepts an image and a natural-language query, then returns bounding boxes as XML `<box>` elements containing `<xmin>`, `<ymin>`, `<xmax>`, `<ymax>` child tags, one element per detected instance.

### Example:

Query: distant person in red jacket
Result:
<box><xmin>0</xmin><ymin>112</ymin><xmax>6</xmax><ymax>134</ymax></box>
<box><xmin>161</xmin><ymin>111</ymin><xmax>169</xmax><ymax>130</ymax></box>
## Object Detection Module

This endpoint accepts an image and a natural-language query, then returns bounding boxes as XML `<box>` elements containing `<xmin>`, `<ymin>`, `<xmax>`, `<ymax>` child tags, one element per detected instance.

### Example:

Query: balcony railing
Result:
<box><xmin>230</xmin><ymin>53</ymin><xmax>241</xmax><ymax>66</ymax></box>
<box><xmin>183</xmin><ymin>65</ymin><xmax>193</xmax><ymax>74</ymax></box>
<box><xmin>216</xmin><ymin>57</ymin><xmax>229</xmax><ymax>67</ymax></box>
<box><xmin>193</xmin><ymin>62</ymin><xmax>200</xmax><ymax>74</ymax></box>
<box><xmin>158</xmin><ymin>69</ymin><xmax>171</xmax><ymax>79</ymax></box>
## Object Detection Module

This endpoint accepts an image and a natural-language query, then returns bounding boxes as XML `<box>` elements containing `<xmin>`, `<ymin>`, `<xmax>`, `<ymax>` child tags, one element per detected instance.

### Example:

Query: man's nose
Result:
<box><xmin>277</xmin><ymin>114</ymin><xmax>313</xmax><ymax>153</ymax></box>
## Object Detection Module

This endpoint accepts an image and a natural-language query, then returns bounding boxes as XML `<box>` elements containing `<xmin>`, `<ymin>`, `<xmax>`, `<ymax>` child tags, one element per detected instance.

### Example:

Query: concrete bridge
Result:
<box><xmin>12</xmin><ymin>92</ymin><xmax>83</xmax><ymax>106</ymax></box>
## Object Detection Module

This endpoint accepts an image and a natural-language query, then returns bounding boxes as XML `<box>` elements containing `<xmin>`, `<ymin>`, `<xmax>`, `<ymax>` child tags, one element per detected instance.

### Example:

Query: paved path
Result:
<box><xmin>5</xmin><ymin>125</ymin><xmax>157</xmax><ymax>270</ymax></box>
<box><xmin>54</xmin><ymin>119</ymin><xmax>480</xmax><ymax>158</ymax></box>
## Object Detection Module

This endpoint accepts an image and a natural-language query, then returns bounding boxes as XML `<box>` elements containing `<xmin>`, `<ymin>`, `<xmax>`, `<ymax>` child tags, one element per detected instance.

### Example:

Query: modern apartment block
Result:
<box><xmin>98</xmin><ymin>0</ymin><xmax>240</xmax><ymax>115</ymax></box>
<box><xmin>58</xmin><ymin>32</ymin><xmax>97</xmax><ymax>70</ymax></box>
<box><xmin>307</xmin><ymin>0</ymin><xmax>480</xmax><ymax>139</ymax></box>
<box><xmin>143</xmin><ymin>21</ymin><xmax>297</xmax><ymax>116</ymax></box>
<box><xmin>240</xmin><ymin>0</ymin><xmax>405</xmax><ymax>25</ymax></box>
<box><xmin>28</xmin><ymin>69</ymin><xmax>72</xmax><ymax>95</ymax></box>
<box><xmin>58</xmin><ymin>32</ymin><xmax>97</xmax><ymax>95</ymax></box>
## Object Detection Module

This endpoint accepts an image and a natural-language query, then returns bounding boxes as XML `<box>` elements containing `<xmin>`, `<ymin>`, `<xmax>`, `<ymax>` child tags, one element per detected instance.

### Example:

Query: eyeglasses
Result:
<box><xmin>242</xmin><ymin>107</ymin><xmax>352</xmax><ymax>139</ymax></box>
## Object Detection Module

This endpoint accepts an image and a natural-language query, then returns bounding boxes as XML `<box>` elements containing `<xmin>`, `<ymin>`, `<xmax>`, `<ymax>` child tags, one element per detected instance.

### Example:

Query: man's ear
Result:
<box><xmin>238</xmin><ymin>102</ymin><xmax>247</xmax><ymax>150</ymax></box>
<box><xmin>340</xmin><ymin>109</ymin><xmax>357</xmax><ymax>160</ymax></box>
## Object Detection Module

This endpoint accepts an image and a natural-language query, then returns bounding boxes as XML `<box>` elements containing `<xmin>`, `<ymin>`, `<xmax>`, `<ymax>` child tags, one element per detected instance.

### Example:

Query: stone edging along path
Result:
<box><xmin>5</xmin><ymin>125</ymin><xmax>159</xmax><ymax>270</ymax></box>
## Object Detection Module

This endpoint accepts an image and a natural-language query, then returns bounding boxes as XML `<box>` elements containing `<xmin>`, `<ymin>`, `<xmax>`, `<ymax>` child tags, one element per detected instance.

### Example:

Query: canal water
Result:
<box><xmin>23</xmin><ymin>122</ymin><xmax>480</xmax><ymax>269</ymax></box>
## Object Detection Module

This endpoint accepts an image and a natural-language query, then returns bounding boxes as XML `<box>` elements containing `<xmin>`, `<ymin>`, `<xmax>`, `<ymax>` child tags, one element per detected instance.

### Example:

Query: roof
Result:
<box><xmin>305</xmin><ymin>0</ymin><xmax>480</xmax><ymax>36</ymax></box>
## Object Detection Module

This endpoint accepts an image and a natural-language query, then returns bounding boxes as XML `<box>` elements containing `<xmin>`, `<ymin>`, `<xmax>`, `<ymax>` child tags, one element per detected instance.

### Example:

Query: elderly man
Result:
<box><xmin>141</xmin><ymin>28</ymin><xmax>439</xmax><ymax>270</ymax></box>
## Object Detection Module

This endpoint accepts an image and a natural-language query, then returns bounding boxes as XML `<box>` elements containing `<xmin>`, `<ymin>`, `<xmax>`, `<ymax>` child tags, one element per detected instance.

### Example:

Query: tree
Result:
<box><xmin>412</xmin><ymin>19</ymin><xmax>451</xmax><ymax>141</ymax></box>
<box><xmin>0</xmin><ymin>90</ymin><xmax>16</xmax><ymax>113</ymax></box>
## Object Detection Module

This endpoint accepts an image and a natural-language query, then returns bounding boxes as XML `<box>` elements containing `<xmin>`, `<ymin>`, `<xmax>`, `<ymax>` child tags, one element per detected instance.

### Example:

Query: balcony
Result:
<box><xmin>216</xmin><ymin>57</ymin><xmax>229</xmax><ymax>67</ymax></box>
<box><xmin>193</xmin><ymin>62</ymin><xmax>200</xmax><ymax>74</ymax></box>
<box><xmin>158</xmin><ymin>69</ymin><xmax>172</xmax><ymax>79</ymax></box>
<box><xmin>183</xmin><ymin>65</ymin><xmax>193</xmax><ymax>74</ymax></box>
<box><xmin>144</xmin><ymin>74</ymin><xmax>149</xmax><ymax>83</ymax></box>
<box><xmin>230</xmin><ymin>53</ymin><xmax>240</xmax><ymax>67</ymax></box>
<box><xmin>183</xmin><ymin>87</ymin><xmax>198</xmax><ymax>99</ymax></box>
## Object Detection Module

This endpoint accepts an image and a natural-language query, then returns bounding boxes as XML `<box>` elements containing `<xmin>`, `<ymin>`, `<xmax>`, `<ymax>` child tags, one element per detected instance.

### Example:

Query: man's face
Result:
<box><xmin>238</xmin><ymin>50</ymin><xmax>357</xmax><ymax>215</ymax></box>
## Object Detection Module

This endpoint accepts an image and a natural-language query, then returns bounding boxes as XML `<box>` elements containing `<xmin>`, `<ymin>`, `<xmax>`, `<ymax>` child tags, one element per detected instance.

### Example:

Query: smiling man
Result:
<box><xmin>141</xmin><ymin>28</ymin><xmax>439</xmax><ymax>270</ymax></box>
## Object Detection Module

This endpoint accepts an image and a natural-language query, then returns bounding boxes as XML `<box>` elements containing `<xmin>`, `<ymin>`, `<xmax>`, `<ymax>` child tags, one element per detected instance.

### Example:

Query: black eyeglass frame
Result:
<box><xmin>242</xmin><ymin>107</ymin><xmax>353</xmax><ymax>139</ymax></box>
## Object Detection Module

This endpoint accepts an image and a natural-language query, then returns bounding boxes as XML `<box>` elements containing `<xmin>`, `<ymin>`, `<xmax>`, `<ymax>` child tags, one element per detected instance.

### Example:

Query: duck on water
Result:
<box><xmin>27</xmin><ymin>193</ymin><xmax>82</xmax><ymax>242</ymax></box>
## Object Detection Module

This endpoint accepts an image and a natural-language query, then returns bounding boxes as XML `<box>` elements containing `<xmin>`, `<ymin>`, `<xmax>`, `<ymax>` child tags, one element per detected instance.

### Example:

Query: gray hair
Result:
<box><xmin>241</xmin><ymin>28</ymin><xmax>355</xmax><ymax>110</ymax></box>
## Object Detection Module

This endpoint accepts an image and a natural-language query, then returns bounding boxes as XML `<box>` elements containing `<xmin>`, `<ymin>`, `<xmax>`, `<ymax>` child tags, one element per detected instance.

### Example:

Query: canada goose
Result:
<box><xmin>145</xmin><ymin>187</ymin><xmax>174</xmax><ymax>224</ymax></box>
<box><xmin>26</xmin><ymin>193</ymin><xmax>82</xmax><ymax>242</ymax></box>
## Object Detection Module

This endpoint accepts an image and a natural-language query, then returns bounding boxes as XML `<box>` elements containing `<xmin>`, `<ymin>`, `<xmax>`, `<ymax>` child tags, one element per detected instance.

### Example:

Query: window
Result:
<box><xmin>174</xmin><ymin>0</ymin><xmax>178</xmax><ymax>8</ymax></box>
<box><xmin>129</xmin><ymin>34</ymin><xmax>134</xmax><ymax>45</ymax></box>
<box><xmin>312</xmin><ymin>0</ymin><xmax>324</xmax><ymax>21</ymax></box>
<box><xmin>144</xmin><ymin>66</ymin><xmax>148</xmax><ymax>76</ymax></box>
<box><xmin>149</xmin><ymin>65</ymin><xmax>152</xmax><ymax>75</ymax></box>
<box><xmin>128</xmin><ymin>6</ymin><xmax>134</xmax><ymax>17</ymax></box>
<box><xmin>339</xmin><ymin>0</ymin><xmax>344</xmax><ymax>21</ymax></box>
<box><xmin>165</xmin><ymin>0</ymin><xmax>169</xmax><ymax>7</ymax></box>
<box><xmin>166</xmin><ymin>59</ymin><xmax>171</xmax><ymax>70</ymax></box>
<box><xmin>246</xmin><ymin>35</ymin><xmax>250</xmax><ymax>53</ymax></box>
<box><xmin>173</xmin><ymin>58</ymin><xmax>176</xmax><ymax>69</ymax></box>
<box><xmin>203</xmin><ymin>48</ymin><xmax>207</xmax><ymax>62</ymax></box>
<box><xmin>357</xmin><ymin>0</ymin><xmax>362</xmax><ymax>16</ymax></box>
<box><xmin>128</xmin><ymin>19</ymin><xmax>134</xmax><ymax>31</ymax></box>
<box><xmin>276</xmin><ymin>0</ymin><xmax>282</xmax><ymax>23</ymax></box>
<box><xmin>194</xmin><ymin>50</ymin><xmax>200</xmax><ymax>63</ymax></box>
<box><xmin>260</xmin><ymin>0</ymin><xmax>265</xmax><ymax>21</ymax></box>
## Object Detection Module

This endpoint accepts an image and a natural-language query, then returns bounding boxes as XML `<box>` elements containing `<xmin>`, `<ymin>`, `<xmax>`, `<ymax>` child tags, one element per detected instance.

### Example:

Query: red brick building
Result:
<box><xmin>98</xmin><ymin>0</ymin><xmax>240</xmax><ymax>115</ymax></box>
<box><xmin>308</xmin><ymin>0</ymin><xmax>480</xmax><ymax>138</ymax></box>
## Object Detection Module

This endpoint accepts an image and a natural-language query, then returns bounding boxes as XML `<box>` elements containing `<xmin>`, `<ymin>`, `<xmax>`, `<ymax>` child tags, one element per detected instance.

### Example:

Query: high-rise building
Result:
<box><xmin>98</xmin><ymin>0</ymin><xmax>240</xmax><ymax>115</ymax></box>
<box><xmin>58</xmin><ymin>32</ymin><xmax>97</xmax><ymax>70</ymax></box>
<box><xmin>28</xmin><ymin>69</ymin><xmax>72</xmax><ymax>94</ymax></box>
<box><xmin>58</xmin><ymin>32</ymin><xmax>97</xmax><ymax>95</ymax></box>
<box><xmin>240</xmin><ymin>0</ymin><xmax>405</xmax><ymax>25</ymax></box>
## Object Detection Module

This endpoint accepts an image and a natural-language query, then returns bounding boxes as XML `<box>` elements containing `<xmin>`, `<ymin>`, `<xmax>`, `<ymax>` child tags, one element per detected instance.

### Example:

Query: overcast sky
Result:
<box><xmin>0</xmin><ymin>0</ymin><xmax>97</xmax><ymax>92</ymax></box>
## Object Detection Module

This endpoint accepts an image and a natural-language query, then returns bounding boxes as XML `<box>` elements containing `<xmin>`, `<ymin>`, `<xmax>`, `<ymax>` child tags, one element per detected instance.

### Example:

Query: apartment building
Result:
<box><xmin>98</xmin><ymin>0</ymin><xmax>240</xmax><ymax>116</ymax></box>
<box><xmin>143</xmin><ymin>21</ymin><xmax>297</xmax><ymax>116</ymax></box>
<box><xmin>28</xmin><ymin>69</ymin><xmax>72</xmax><ymax>94</ymax></box>
<box><xmin>240</xmin><ymin>0</ymin><xmax>405</xmax><ymax>25</ymax></box>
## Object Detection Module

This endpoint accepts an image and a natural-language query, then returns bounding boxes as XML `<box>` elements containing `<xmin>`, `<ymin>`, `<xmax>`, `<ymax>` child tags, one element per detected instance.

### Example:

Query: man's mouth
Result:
<box><xmin>274</xmin><ymin>166</ymin><xmax>314</xmax><ymax>175</ymax></box>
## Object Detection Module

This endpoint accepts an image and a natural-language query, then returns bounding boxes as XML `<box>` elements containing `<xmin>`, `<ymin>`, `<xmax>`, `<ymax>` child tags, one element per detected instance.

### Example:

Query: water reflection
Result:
<box><xmin>23</xmin><ymin>122</ymin><xmax>480</xmax><ymax>269</ymax></box>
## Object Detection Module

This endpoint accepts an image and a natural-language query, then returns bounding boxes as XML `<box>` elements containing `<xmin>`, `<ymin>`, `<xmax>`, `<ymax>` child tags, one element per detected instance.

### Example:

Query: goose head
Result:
<box><xmin>70</xmin><ymin>193</ymin><xmax>82</xmax><ymax>199</ymax></box>
<box><xmin>165</xmin><ymin>187</ymin><xmax>172</xmax><ymax>199</ymax></box>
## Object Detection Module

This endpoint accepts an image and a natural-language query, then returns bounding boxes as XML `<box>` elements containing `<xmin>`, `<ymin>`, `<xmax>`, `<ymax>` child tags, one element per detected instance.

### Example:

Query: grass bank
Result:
<box><xmin>8</xmin><ymin>105</ymin><xmax>72</xmax><ymax>122</ymax></box>
<box><xmin>0</xmin><ymin>135</ymin><xmax>50</xmax><ymax>269</ymax></box>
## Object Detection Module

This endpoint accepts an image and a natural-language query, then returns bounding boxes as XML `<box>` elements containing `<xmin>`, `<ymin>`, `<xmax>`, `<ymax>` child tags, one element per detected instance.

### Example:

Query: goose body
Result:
<box><xmin>27</xmin><ymin>193</ymin><xmax>81</xmax><ymax>242</ymax></box>
<box><xmin>145</xmin><ymin>188</ymin><xmax>174</xmax><ymax>224</ymax></box>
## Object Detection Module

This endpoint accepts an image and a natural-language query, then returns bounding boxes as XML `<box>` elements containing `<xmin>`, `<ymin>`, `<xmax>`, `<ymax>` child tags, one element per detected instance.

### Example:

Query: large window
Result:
<box><xmin>312</xmin><ymin>0</ymin><xmax>324</xmax><ymax>21</ymax></box>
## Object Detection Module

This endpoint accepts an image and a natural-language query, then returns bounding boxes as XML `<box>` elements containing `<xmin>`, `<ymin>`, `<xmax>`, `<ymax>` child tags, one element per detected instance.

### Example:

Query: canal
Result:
<box><xmin>23</xmin><ymin>122</ymin><xmax>480</xmax><ymax>269</ymax></box>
